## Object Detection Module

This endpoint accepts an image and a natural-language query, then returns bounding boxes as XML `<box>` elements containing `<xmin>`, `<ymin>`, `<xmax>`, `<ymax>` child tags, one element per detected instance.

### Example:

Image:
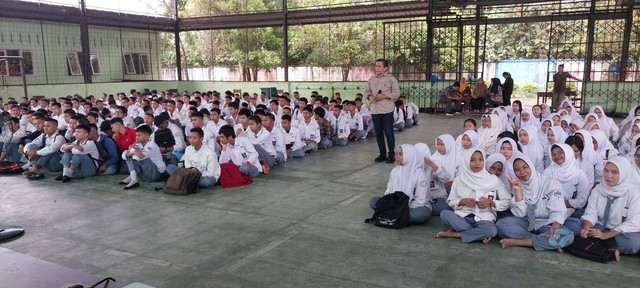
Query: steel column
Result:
<box><xmin>79</xmin><ymin>0</ymin><xmax>92</xmax><ymax>83</ymax></box>
<box><xmin>174</xmin><ymin>0</ymin><xmax>182</xmax><ymax>81</ymax></box>
<box><xmin>283</xmin><ymin>0</ymin><xmax>289</xmax><ymax>82</ymax></box>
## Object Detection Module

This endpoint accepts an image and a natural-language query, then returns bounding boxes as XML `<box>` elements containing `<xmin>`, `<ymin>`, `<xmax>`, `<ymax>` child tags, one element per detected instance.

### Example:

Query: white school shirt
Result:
<box><xmin>393</xmin><ymin>108</ymin><xmax>405</xmax><ymax>124</ymax></box>
<box><xmin>24</xmin><ymin>132</ymin><xmax>66</xmax><ymax>156</ymax></box>
<box><xmin>541</xmin><ymin>168</ymin><xmax>590</xmax><ymax>209</ymax></box>
<box><xmin>385</xmin><ymin>167</ymin><xmax>431</xmax><ymax>210</ymax></box>
<box><xmin>168</xmin><ymin>122</ymin><xmax>186</xmax><ymax>152</ymax></box>
<box><xmin>283</xmin><ymin>127</ymin><xmax>304</xmax><ymax>151</ymax></box>
<box><xmin>246</xmin><ymin>127</ymin><xmax>276</xmax><ymax>157</ymax></box>
<box><xmin>120</xmin><ymin>140</ymin><xmax>166</xmax><ymax>173</ymax></box>
<box><xmin>51</xmin><ymin>113</ymin><xmax>68</xmax><ymax>130</ymax></box>
<box><xmin>63</xmin><ymin>139</ymin><xmax>99</xmax><ymax>160</ymax></box>
<box><xmin>510</xmin><ymin>188</ymin><xmax>567</xmax><ymax>230</ymax></box>
<box><xmin>127</xmin><ymin>106</ymin><xmax>139</xmax><ymax>119</ymax></box>
<box><xmin>293</xmin><ymin>108</ymin><xmax>305</xmax><ymax>123</ymax></box>
<box><xmin>298</xmin><ymin>120</ymin><xmax>320</xmax><ymax>143</ymax></box>
<box><xmin>122</xmin><ymin>116</ymin><xmax>136</xmax><ymax>129</ymax></box>
<box><xmin>346</xmin><ymin>111</ymin><xmax>364</xmax><ymax>131</ymax></box>
<box><xmin>268</xmin><ymin>126</ymin><xmax>287</xmax><ymax>161</ymax></box>
<box><xmin>0</xmin><ymin>128</ymin><xmax>25</xmax><ymax>144</ymax></box>
<box><xmin>225</xmin><ymin>114</ymin><xmax>238</xmax><ymax>127</ymax></box>
<box><xmin>332</xmin><ymin>113</ymin><xmax>350</xmax><ymax>139</ymax></box>
<box><xmin>169</xmin><ymin>110</ymin><xmax>187</xmax><ymax>126</ymax></box>
<box><xmin>582</xmin><ymin>189</ymin><xmax>640</xmax><ymax>233</ymax></box>
<box><xmin>357</xmin><ymin>105</ymin><xmax>372</xmax><ymax>118</ymax></box>
<box><xmin>182</xmin><ymin>144</ymin><xmax>221</xmax><ymax>179</ymax></box>
<box><xmin>201</xmin><ymin>127</ymin><xmax>218</xmax><ymax>154</ymax></box>
<box><xmin>447</xmin><ymin>178</ymin><xmax>511</xmax><ymax>222</ymax></box>
<box><xmin>219</xmin><ymin>137</ymin><xmax>262</xmax><ymax>172</ymax></box>
<box><xmin>429</xmin><ymin>166</ymin><xmax>451</xmax><ymax>200</ymax></box>
<box><xmin>205</xmin><ymin>119</ymin><xmax>226</xmax><ymax>138</ymax></box>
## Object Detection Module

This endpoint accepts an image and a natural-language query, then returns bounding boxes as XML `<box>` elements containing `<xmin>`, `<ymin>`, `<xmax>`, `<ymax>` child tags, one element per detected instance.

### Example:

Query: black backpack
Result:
<box><xmin>566</xmin><ymin>236</ymin><xmax>617</xmax><ymax>263</ymax></box>
<box><xmin>365</xmin><ymin>191</ymin><xmax>410</xmax><ymax>229</ymax></box>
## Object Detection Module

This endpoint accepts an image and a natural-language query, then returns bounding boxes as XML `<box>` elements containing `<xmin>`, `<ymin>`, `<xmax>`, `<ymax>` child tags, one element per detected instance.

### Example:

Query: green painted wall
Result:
<box><xmin>0</xmin><ymin>18</ymin><xmax>161</xmax><ymax>87</ymax></box>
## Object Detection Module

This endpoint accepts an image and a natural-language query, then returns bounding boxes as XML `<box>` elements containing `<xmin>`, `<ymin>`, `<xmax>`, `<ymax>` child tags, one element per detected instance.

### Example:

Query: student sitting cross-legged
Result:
<box><xmin>57</xmin><ymin>124</ymin><xmax>99</xmax><ymax>183</ymax></box>
<box><xmin>218</xmin><ymin>125</ymin><xmax>262</xmax><ymax>178</ymax></box>
<box><xmin>369</xmin><ymin>144</ymin><xmax>432</xmax><ymax>224</ymax></box>
<box><xmin>167</xmin><ymin>127</ymin><xmax>220</xmax><ymax>188</ymax></box>
<box><xmin>0</xmin><ymin>117</ymin><xmax>25</xmax><ymax>163</ymax></box>
<box><xmin>246</xmin><ymin>115</ymin><xmax>276</xmax><ymax>174</ymax></box>
<box><xmin>120</xmin><ymin>125</ymin><xmax>167</xmax><ymax>190</ymax></box>
<box><xmin>22</xmin><ymin>118</ymin><xmax>66</xmax><ymax>180</ymax></box>
<box><xmin>281</xmin><ymin>115</ymin><xmax>305</xmax><ymax>159</ymax></box>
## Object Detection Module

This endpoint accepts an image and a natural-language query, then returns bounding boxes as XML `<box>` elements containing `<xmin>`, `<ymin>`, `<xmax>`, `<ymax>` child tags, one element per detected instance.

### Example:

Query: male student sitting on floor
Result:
<box><xmin>314</xmin><ymin>107</ymin><xmax>333</xmax><ymax>149</ymax></box>
<box><xmin>246</xmin><ymin>115</ymin><xmax>276</xmax><ymax>174</ymax></box>
<box><xmin>120</xmin><ymin>125</ymin><xmax>166</xmax><ymax>190</ymax></box>
<box><xmin>218</xmin><ymin>125</ymin><xmax>262</xmax><ymax>178</ymax></box>
<box><xmin>234</xmin><ymin>108</ymin><xmax>252</xmax><ymax>138</ymax></box>
<box><xmin>90</xmin><ymin>122</ymin><xmax>119</xmax><ymax>175</ymax></box>
<box><xmin>22</xmin><ymin>118</ymin><xmax>66</xmax><ymax>180</ymax></box>
<box><xmin>57</xmin><ymin>124</ymin><xmax>99</xmax><ymax>183</ymax></box>
<box><xmin>281</xmin><ymin>115</ymin><xmax>305</xmax><ymax>158</ymax></box>
<box><xmin>262</xmin><ymin>113</ymin><xmax>287</xmax><ymax>164</ymax></box>
<box><xmin>344</xmin><ymin>101</ymin><xmax>367</xmax><ymax>141</ymax></box>
<box><xmin>298</xmin><ymin>106</ymin><xmax>320</xmax><ymax>153</ymax></box>
<box><xmin>189</xmin><ymin>111</ymin><xmax>218</xmax><ymax>154</ymax></box>
<box><xmin>167</xmin><ymin>127</ymin><xmax>220</xmax><ymax>188</ymax></box>
<box><xmin>331</xmin><ymin>105</ymin><xmax>350</xmax><ymax>146</ymax></box>
<box><xmin>393</xmin><ymin>100</ymin><xmax>406</xmax><ymax>131</ymax></box>
<box><xmin>0</xmin><ymin>117</ymin><xmax>25</xmax><ymax>162</ymax></box>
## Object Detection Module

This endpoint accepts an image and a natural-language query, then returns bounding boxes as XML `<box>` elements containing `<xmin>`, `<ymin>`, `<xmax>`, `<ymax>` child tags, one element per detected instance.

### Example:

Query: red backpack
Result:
<box><xmin>219</xmin><ymin>163</ymin><xmax>252</xmax><ymax>188</ymax></box>
<box><xmin>0</xmin><ymin>161</ymin><xmax>23</xmax><ymax>174</ymax></box>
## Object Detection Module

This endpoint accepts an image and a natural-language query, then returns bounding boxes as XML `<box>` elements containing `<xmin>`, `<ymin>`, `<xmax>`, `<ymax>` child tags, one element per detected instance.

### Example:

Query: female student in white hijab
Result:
<box><xmin>542</xmin><ymin>143</ymin><xmax>590</xmax><ymax>218</ymax></box>
<box><xmin>496</xmin><ymin>137</ymin><xmax>521</xmax><ymax>179</ymax></box>
<box><xmin>519</xmin><ymin>108</ymin><xmax>536</xmax><ymax>128</ymax></box>
<box><xmin>479</xmin><ymin>114</ymin><xmax>503</xmax><ymax>156</ymax></box>
<box><xmin>368</xmin><ymin>144</ymin><xmax>432</xmax><ymax>224</ymax></box>
<box><xmin>431</xmin><ymin>134</ymin><xmax>457</xmax><ymax>193</ymax></box>
<box><xmin>456</xmin><ymin>130</ymin><xmax>481</xmax><ymax>175</ymax></box>
<box><xmin>415</xmin><ymin>143</ymin><xmax>452</xmax><ymax>216</ymax></box>
<box><xmin>518</xmin><ymin>126</ymin><xmax>544</xmax><ymax>172</ymax></box>
<box><xmin>493</xmin><ymin>108</ymin><xmax>513</xmax><ymax>133</ymax></box>
<box><xmin>589</xmin><ymin>105</ymin><xmax>619</xmax><ymax>141</ymax></box>
<box><xmin>569</xmin><ymin>118</ymin><xmax>584</xmax><ymax>135</ymax></box>
<box><xmin>486</xmin><ymin>153</ymin><xmax>509</xmax><ymax>192</ymax></box>
<box><xmin>618</xmin><ymin>123</ymin><xmax>640</xmax><ymax>157</ymax></box>
<box><xmin>563</xmin><ymin>157</ymin><xmax>640</xmax><ymax>260</ymax></box>
<box><xmin>631</xmin><ymin>145</ymin><xmax>640</xmax><ymax>179</ymax></box>
<box><xmin>560</xmin><ymin>115</ymin><xmax>573</xmax><ymax>136</ymax></box>
<box><xmin>496</xmin><ymin>155</ymin><xmax>575</xmax><ymax>251</ymax></box>
<box><xmin>435</xmin><ymin>149</ymin><xmax>511</xmax><ymax>244</ymax></box>
<box><xmin>547</xmin><ymin>126</ymin><xmax>568</xmax><ymax>145</ymax></box>
<box><xmin>574</xmin><ymin>130</ymin><xmax>602</xmax><ymax>186</ymax></box>
<box><xmin>618</xmin><ymin>106</ymin><xmax>640</xmax><ymax>143</ymax></box>
<box><xmin>591</xmin><ymin>129</ymin><xmax>618</xmax><ymax>162</ymax></box>
<box><xmin>540</xmin><ymin>103</ymin><xmax>551</xmax><ymax>119</ymax></box>
<box><xmin>540</xmin><ymin>118</ymin><xmax>553</xmax><ymax>168</ymax></box>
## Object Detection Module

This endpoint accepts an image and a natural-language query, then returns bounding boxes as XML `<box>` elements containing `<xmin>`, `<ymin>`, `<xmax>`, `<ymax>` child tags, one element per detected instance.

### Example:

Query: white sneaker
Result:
<box><xmin>445</xmin><ymin>113</ymin><xmax>454</xmax><ymax>116</ymax></box>
<box><xmin>454</xmin><ymin>112</ymin><xmax>461</xmax><ymax>114</ymax></box>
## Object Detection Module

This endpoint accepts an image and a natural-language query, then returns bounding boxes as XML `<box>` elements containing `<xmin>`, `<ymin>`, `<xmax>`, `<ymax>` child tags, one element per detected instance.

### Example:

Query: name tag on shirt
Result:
<box><xmin>429</xmin><ymin>181</ymin><xmax>435</xmax><ymax>188</ymax></box>
<box><xmin>310</xmin><ymin>134</ymin><xmax>315</xmax><ymax>140</ymax></box>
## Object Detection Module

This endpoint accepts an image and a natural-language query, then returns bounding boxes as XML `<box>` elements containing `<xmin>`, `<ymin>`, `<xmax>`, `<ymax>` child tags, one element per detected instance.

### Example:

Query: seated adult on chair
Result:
<box><xmin>438</xmin><ymin>81</ymin><xmax>461</xmax><ymax>116</ymax></box>
<box><xmin>120</xmin><ymin>125</ymin><xmax>166</xmax><ymax>190</ymax></box>
<box><xmin>167</xmin><ymin>127</ymin><xmax>220</xmax><ymax>188</ymax></box>
<box><xmin>22</xmin><ymin>118</ymin><xmax>65</xmax><ymax>180</ymax></box>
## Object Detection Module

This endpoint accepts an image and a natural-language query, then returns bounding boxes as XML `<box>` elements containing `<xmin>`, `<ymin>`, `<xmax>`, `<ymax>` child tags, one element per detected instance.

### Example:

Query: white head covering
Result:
<box><xmin>496</xmin><ymin>137</ymin><xmax>520</xmax><ymax>177</ymax></box>
<box><xmin>485</xmin><ymin>151</ymin><xmax>510</xmax><ymax>190</ymax></box>
<box><xmin>618</xmin><ymin>105</ymin><xmax>640</xmax><ymax>137</ymax></box>
<box><xmin>414</xmin><ymin>142</ymin><xmax>431</xmax><ymax>170</ymax></box>
<box><xmin>519</xmin><ymin>126</ymin><xmax>544</xmax><ymax>171</ymax></box>
<box><xmin>574</xmin><ymin>129</ymin><xmax>597</xmax><ymax>174</ymax></box>
<box><xmin>457</xmin><ymin>130</ymin><xmax>480</xmax><ymax>163</ymax></box>
<box><xmin>492</xmin><ymin>109</ymin><xmax>511</xmax><ymax>132</ymax></box>
<box><xmin>595</xmin><ymin>156</ymin><xmax>640</xmax><ymax>198</ymax></box>
<box><xmin>541</xmin><ymin>103</ymin><xmax>551</xmax><ymax>118</ymax></box>
<box><xmin>513</xmin><ymin>155</ymin><xmax>543</xmax><ymax>206</ymax></box>
<box><xmin>520</xmin><ymin>108</ymin><xmax>535</xmax><ymax>128</ymax></box>
<box><xmin>631</xmin><ymin>130</ymin><xmax>640</xmax><ymax>157</ymax></box>
<box><xmin>390</xmin><ymin>144</ymin><xmax>420</xmax><ymax>201</ymax></box>
<box><xmin>539</xmin><ymin>118</ymin><xmax>553</xmax><ymax>141</ymax></box>
<box><xmin>432</xmin><ymin>134</ymin><xmax>457</xmax><ymax>181</ymax></box>
<box><xmin>561</xmin><ymin>115</ymin><xmax>573</xmax><ymax>135</ymax></box>
<box><xmin>588</xmin><ymin>105</ymin><xmax>610</xmax><ymax>133</ymax></box>
<box><xmin>570</xmin><ymin>118</ymin><xmax>585</xmax><ymax>132</ymax></box>
<box><xmin>479</xmin><ymin>114</ymin><xmax>503</xmax><ymax>145</ymax></box>
<box><xmin>620</xmin><ymin>118</ymin><xmax>640</xmax><ymax>146</ymax></box>
<box><xmin>548</xmin><ymin>143</ymin><xmax>583</xmax><ymax>182</ymax></box>
<box><xmin>548</xmin><ymin>126</ymin><xmax>568</xmax><ymax>144</ymax></box>
<box><xmin>631</xmin><ymin>145</ymin><xmax>640</xmax><ymax>179</ymax></box>
<box><xmin>457</xmin><ymin>148</ymin><xmax>504</xmax><ymax>191</ymax></box>
<box><xmin>591</xmin><ymin>129</ymin><xmax>617</xmax><ymax>156</ymax></box>
<box><xmin>565</xmin><ymin>104</ymin><xmax>581</xmax><ymax>120</ymax></box>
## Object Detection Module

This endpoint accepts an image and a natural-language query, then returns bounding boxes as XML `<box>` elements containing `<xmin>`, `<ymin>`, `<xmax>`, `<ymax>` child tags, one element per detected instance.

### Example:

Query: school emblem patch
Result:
<box><xmin>553</xmin><ymin>190</ymin><xmax>562</xmax><ymax>198</ymax></box>
<box><xmin>420</xmin><ymin>180</ymin><xmax>427</xmax><ymax>187</ymax></box>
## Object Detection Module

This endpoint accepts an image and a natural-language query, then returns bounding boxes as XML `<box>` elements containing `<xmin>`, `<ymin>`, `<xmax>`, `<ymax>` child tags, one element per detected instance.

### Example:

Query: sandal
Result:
<box><xmin>27</xmin><ymin>172</ymin><xmax>45</xmax><ymax>180</ymax></box>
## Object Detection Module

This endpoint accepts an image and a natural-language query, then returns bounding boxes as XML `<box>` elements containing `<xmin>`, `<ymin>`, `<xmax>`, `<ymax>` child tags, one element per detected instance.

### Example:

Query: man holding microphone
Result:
<box><xmin>365</xmin><ymin>59</ymin><xmax>401</xmax><ymax>164</ymax></box>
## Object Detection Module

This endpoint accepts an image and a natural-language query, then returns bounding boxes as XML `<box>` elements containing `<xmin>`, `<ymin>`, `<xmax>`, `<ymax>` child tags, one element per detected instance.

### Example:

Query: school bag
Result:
<box><xmin>159</xmin><ymin>167</ymin><xmax>201</xmax><ymax>196</ymax></box>
<box><xmin>364</xmin><ymin>191</ymin><xmax>410</xmax><ymax>229</ymax></box>
<box><xmin>219</xmin><ymin>163</ymin><xmax>252</xmax><ymax>188</ymax></box>
<box><xmin>565</xmin><ymin>236</ymin><xmax>617</xmax><ymax>263</ymax></box>
<box><xmin>0</xmin><ymin>161</ymin><xmax>23</xmax><ymax>174</ymax></box>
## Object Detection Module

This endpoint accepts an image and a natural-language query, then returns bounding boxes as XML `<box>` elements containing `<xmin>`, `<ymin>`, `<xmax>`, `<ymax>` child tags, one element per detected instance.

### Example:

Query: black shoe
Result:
<box><xmin>385</xmin><ymin>157</ymin><xmax>395</xmax><ymax>164</ymax></box>
<box><xmin>27</xmin><ymin>173</ymin><xmax>45</xmax><ymax>180</ymax></box>
<box><xmin>118</xmin><ymin>181</ymin><xmax>128</xmax><ymax>185</ymax></box>
<box><xmin>62</xmin><ymin>176</ymin><xmax>72</xmax><ymax>183</ymax></box>
<box><xmin>123</xmin><ymin>182</ymin><xmax>140</xmax><ymax>190</ymax></box>
<box><xmin>55</xmin><ymin>175</ymin><xmax>64</xmax><ymax>181</ymax></box>
<box><xmin>374</xmin><ymin>155</ymin><xmax>386</xmax><ymax>162</ymax></box>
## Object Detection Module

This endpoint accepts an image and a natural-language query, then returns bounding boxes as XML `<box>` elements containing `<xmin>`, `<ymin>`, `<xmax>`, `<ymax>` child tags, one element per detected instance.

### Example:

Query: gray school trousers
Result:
<box><xmin>430</xmin><ymin>197</ymin><xmax>452</xmax><ymax>216</ymax></box>
<box><xmin>440</xmin><ymin>210</ymin><xmax>497</xmax><ymax>243</ymax></box>
<box><xmin>563</xmin><ymin>217</ymin><xmax>640</xmax><ymax>255</ymax></box>
<box><xmin>496</xmin><ymin>216</ymin><xmax>575</xmax><ymax>251</ymax></box>
<box><xmin>254</xmin><ymin>144</ymin><xmax>276</xmax><ymax>167</ymax></box>
<box><xmin>1</xmin><ymin>143</ymin><xmax>22</xmax><ymax>162</ymax></box>
<box><xmin>26</xmin><ymin>143</ymin><xmax>62</xmax><ymax>172</ymax></box>
<box><xmin>60</xmin><ymin>151</ymin><xmax>97</xmax><ymax>177</ymax></box>
<box><xmin>125</xmin><ymin>157</ymin><xmax>163</xmax><ymax>182</ymax></box>
<box><xmin>369</xmin><ymin>196</ymin><xmax>431</xmax><ymax>224</ymax></box>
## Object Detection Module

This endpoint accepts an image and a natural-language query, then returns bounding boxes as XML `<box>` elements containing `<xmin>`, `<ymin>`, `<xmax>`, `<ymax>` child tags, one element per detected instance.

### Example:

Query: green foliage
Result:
<box><xmin>514</xmin><ymin>82</ymin><xmax>540</xmax><ymax>98</ymax></box>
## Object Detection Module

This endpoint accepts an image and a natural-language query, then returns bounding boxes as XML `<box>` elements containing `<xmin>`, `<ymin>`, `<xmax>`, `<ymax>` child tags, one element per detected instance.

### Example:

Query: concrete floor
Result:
<box><xmin>1</xmin><ymin>113</ymin><xmax>638</xmax><ymax>288</ymax></box>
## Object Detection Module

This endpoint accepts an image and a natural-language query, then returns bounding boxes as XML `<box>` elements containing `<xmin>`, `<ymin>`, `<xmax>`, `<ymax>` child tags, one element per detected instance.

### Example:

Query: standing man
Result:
<box><xmin>501</xmin><ymin>72</ymin><xmax>513</xmax><ymax>107</ymax></box>
<box><xmin>365</xmin><ymin>59</ymin><xmax>400</xmax><ymax>164</ymax></box>
<box><xmin>552</xmin><ymin>64</ymin><xmax>581</xmax><ymax>111</ymax></box>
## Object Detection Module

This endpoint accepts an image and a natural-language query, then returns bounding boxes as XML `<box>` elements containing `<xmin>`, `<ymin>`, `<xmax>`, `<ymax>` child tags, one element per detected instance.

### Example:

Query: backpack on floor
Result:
<box><xmin>0</xmin><ymin>161</ymin><xmax>23</xmax><ymax>175</ymax></box>
<box><xmin>565</xmin><ymin>236</ymin><xmax>617</xmax><ymax>263</ymax></box>
<box><xmin>219</xmin><ymin>163</ymin><xmax>252</xmax><ymax>188</ymax></box>
<box><xmin>365</xmin><ymin>191</ymin><xmax>410</xmax><ymax>229</ymax></box>
<box><xmin>160</xmin><ymin>167</ymin><xmax>201</xmax><ymax>195</ymax></box>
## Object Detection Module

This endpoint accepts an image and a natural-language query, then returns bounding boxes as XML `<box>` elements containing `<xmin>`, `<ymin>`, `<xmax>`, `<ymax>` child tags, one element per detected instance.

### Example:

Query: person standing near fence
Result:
<box><xmin>552</xmin><ymin>64</ymin><xmax>581</xmax><ymax>111</ymax></box>
<box><xmin>366</xmin><ymin>59</ymin><xmax>401</xmax><ymax>164</ymax></box>
<box><xmin>501</xmin><ymin>72</ymin><xmax>514</xmax><ymax>107</ymax></box>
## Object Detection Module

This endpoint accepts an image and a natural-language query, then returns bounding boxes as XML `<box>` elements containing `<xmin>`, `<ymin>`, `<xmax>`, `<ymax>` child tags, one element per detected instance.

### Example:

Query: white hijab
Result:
<box><xmin>496</xmin><ymin>137</ymin><xmax>520</xmax><ymax>178</ymax></box>
<box><xmin>519</xmin><ymin>126</ymin><xmax>544</xmax><ymax>172</ymax></box>
<box><xmin>541</xmin><ymin>103</ymin><xmax>551</xmax><ymax>118</ymax></box>
<box><xmin>561</xmin><ymin>115</ymin><xmax>573</xmax><ymax>135</ymax></box>
<box><xmin>574</xmin><ymin>129</ymin><xmax>597</xmax><ymax>171</ymax></box>
<box><xmin>457</xmin><ymin>148</ymin><xmax>504</xmax><ymax>191</ymax></box>
<box><xmin>520</xmin><ymin>108</ymin><xmax>535</xmax><ymax>128</ymax></box>
<box><xmin>631</xmin><ymin>145</ymin><xmax>640</xmax><ymax>180</ymax></box>
<box><xmin>514</xmin><ymin>155</ymin><xmax>543</xmax><ymax>206</ymax></box>
<box><xmin>588</xmin><ymin>105</ymin><xmax>610</xmax><ymax>134</ymax></box>
<box><xmin>485</xmin><ymin>153</ymin><xmax>509</xmax><ymax>190</ymax></box>
<box><xmin>548</xmin><ymin>126</ymin><xmax>568</xmax><ymax>144</ymax></box>
<box><xmin>547</xmin><ymin>143</ymin><xmax>583</xmax><ymax>182</ymax></box>
<box><xmin>414</xmin><ymin>142</ymin><xmax>431</xmax><ymax>171</ymax></box>
<box><xmin>493</xmin><ymin>109</ymin><xmax>512</xmax><ymax>132</ymax></box>
<box><xmin>457</xmin><ymin>130</ymin><xmax>480</xmax><ymax>163</ymax></box>
<box><xmin>594</xmin><ymin>156</ymin><xmax>640</xmax><ymax>198</ymax></box>
<box><xmin>539</xmin><ymin>118</ymin><xmax>553</xmax><ymax>146</ymax></box>
<box><xmin>620</xmin><ymin>118</ymin><xmax>640</xmax><ymax>146</ymax></box>
<box><xmin>431</xmin><ymin>134</ymin><xmax>457</xmax><ymax>181</ymax></box>
<box><xmin>390</xmin><ymin>144</ymin><xmax>420</xmax><ymax>201</ymax></box>
<box><xmin>618</xmin><ymin>105</ymin><xmax>640</xmax><ymax>139</ymax></box>
<box><xmin>479</xmin><ymin>114</ymin><xmax>503</xmax><ymax>144</ymax></box>
<box><xmin>591</xmin><ymin>129</ymin><xmax>617</xmax><ymax>157</ymax></box>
